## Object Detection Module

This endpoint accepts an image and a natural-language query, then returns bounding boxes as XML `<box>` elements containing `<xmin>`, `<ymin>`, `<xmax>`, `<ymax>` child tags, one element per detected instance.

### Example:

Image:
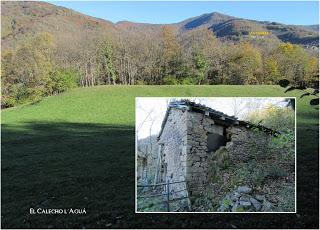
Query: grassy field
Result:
<box><xmin>1</xmin><ymin>85</ymin><xmax>319</xmax><ymax>228</ymax></box>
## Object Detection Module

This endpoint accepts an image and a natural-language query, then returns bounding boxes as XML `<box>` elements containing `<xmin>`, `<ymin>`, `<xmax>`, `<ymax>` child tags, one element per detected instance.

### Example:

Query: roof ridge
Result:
<box><xmin>157</xmin><ymin>100</ymin><xmax>280</xmax><ymax>140</ymax></box>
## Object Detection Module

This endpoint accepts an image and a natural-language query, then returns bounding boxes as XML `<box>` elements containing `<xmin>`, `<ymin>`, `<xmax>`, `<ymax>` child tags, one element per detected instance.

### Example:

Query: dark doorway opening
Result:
<box><xmin>207</xmin><ymin>132</ymin><xmax>227</xmax><ymax>152</ymax></box>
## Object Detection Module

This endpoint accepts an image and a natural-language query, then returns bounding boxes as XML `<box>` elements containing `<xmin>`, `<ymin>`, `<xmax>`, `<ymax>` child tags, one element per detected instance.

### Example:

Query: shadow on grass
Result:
<box><xmin>1</xmin><ymin>120</ymin><xmax>319</xmax><ymax>228</ymax></box>
<box><xmin>2</xmin><ymin>122</ymin><xmax>135</xmax><ymax>229</ymax></box>
<box><xmin>297</xmin><ymin>110</ymin><xmax>319</xmax><ymax>126</ymax></box>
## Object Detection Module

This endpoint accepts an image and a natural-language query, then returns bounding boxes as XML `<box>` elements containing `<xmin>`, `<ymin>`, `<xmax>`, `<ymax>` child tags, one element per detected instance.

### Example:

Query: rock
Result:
<box><xmin>233</xmin><ymin>191</ymin><xmax>241</xmax><ymax>198</ymax></box>
<box><xmin>237</xmin><ymin>186</ymin><xmax>252</xmax><ymax>194</ymax></box>
<box><xmin>250</xmin><ymin>198</ymin><xmax>262</xmax><ymax>211</ymax></box>
<box><xmin>230</xmin><ymin>224</ymin><xmax>237</xmax><ymax>229</ymax></box>
<box><xmin>239</xmin><ymin>196</ymin><xmax>250</xmax><ymax>202</ymax></box>
<box><xmin>262</xmin><ymin>200</ymin><xmax>273</xmax><ymax>211</ymax></box>
<box><xmin>218</xmin><ymin>204</ymin><xmax>229</xmax><ymax>212</ymax></box>
<box><xmin>255</xmin><ymin>194</ymin><xmax>265</xmax><ymax>201</ymax></box>
<box><xmin>231</xmin><ymin>202</ymin><xmax>239</xmax><ymax>212</ymax></box>
<box><xmin>230</xmin><ymin>194</ymin><xmax>238</xmax><ymax>201</ymax></box>
<box><xmin>239</xmin><ymin>200</ymin><xmax>251</xmax><ymax>207</ymax></box>
<box><xmin>231</xmin><ymin>194</ymin><xmax>238</xmax><ymax>200</ymax></box>
<box><xmin>268</xmin><ymin>196</ymin><xmax>278</xmax><ymax>203</ymax></box>
<box><xmin>247</xmin><ymin>206</ymin><xmax>256</xmax><ymax>212</ymax></box>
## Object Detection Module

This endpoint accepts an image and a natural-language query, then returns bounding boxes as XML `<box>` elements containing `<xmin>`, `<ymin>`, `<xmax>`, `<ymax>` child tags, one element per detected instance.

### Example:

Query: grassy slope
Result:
<box><xmin>1</xmin><ymin>85</ymin><xmax>319</xmax><ymax>228</ymax></box>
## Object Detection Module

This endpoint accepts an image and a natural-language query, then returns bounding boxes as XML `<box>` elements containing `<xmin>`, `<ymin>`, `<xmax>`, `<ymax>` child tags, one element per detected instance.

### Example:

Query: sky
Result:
<box><xmin>48</xmin><ymin>1</ymin><xmax>319</xmax><ymax>25</ymax></box>
<box><xmin>136</xmin><ymin>97</ymin><xmax>289</xmax><ymax>139</ymax></box>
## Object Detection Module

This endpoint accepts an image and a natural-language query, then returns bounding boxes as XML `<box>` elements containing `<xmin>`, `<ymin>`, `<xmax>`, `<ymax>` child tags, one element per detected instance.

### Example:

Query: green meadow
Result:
<box><xmin>1</xmin><ymin>85</ymin><xmax>319</xmax><ymax>228</ymax></box>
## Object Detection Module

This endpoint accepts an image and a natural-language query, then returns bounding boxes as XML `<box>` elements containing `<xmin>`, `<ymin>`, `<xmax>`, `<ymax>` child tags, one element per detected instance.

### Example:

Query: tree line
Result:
<box><xmin>1</xmin><ymin>26</ymin><xmax>318</xmax><ymax>107</ymax></box>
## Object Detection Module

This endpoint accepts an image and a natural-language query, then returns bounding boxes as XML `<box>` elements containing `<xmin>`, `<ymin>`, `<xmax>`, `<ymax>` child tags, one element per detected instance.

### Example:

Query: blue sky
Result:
<box><xmin>48</xmin><ymin>1</ymin><xmax>319</xmax><ymax>25</ymax></box>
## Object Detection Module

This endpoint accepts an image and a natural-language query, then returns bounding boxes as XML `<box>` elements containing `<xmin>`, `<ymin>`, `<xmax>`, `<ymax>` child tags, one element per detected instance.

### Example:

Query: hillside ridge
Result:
<box><xmin>2</xmin><ymin>1</ymin><xmax>319</xmax><ymax>50</ymax></box>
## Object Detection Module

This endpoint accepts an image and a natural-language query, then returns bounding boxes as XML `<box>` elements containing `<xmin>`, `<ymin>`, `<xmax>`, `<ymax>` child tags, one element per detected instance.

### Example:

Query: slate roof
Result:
<box><xmin>157</xmin><ymin>99</ymin><xmax>280</xmax><ymax>140</ymax></box>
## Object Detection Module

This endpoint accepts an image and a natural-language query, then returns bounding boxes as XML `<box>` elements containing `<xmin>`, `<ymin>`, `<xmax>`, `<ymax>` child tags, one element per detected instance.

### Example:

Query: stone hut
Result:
<box><xmin>157</xmin><ymin>100</ymin><xmax>278</xmax><ymax>206</ymax></box>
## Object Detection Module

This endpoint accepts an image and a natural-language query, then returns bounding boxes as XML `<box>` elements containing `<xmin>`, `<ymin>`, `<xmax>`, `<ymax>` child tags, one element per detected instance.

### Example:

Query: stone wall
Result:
<box><xmin>185</xmin><ymin>112</ymin><xmax>225</xmax><ymax>196</ymax></box>
<box><xmin>225</xmin><ymin>126</ymin><xmax>272</xmax><ymax>164</ymax></box>
<box><xmin>158</xmin><ymin>108</ymin><xmax>188</xmax><ymax>199</ymax></box>
<box><xmin>159</xmin><ymin>109</ymin><xmax>273</xmax><ymax>210</ymax></box>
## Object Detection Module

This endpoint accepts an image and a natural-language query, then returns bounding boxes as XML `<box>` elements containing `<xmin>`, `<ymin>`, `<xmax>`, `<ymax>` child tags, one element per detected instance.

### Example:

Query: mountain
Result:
<box><xmin>302</xmin><ymin>24</ymin><xmax>319</xmax><ymax>32</ymax></box>
<box><xmin>1</xmin><ymin>1</ymin><xmax>118</xmax><ymax>50</ymax></box>
<box><xmin>176</xmin><ymin>12</ymin><xmax>319</xmax><ymax>46</ymax></box>
<box><xmin>1</xmin><ymin>1</ymin><xmax>319</xmax><ymax>50</ymax></box>
<box><xmin>177</xmin><ymin>11</ymin><xmax>264</xmax><ymax>37</ymax></box>
<box><xmin>115</xmin><ymin>20</ymin><xmax>164</xmax><ymax>39</ymax></box>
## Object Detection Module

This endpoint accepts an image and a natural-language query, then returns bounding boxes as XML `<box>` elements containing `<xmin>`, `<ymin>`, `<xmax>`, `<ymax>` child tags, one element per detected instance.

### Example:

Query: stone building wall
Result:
<box><xmin>185</xmin><ymin>112</ymin><xmax>225</xmax><ymax>196</ymax></box>
<box><xmin>225</xmin><ymin>126</ymin><xmax>272</xmax><ymax>164</ymax></box>
<box><xmin>158</xmin><ymin>108</ymin><xmax>188</xmax><ymax>199</ymax></box>
<box><xmin>159</xmin><ymin>108</ymin><xmax>273</xmax><ymax>209</ymax></box>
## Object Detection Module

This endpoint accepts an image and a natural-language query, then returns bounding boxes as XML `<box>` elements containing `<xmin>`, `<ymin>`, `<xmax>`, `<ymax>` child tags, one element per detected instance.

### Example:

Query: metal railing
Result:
<box><xmin>137</xmin><ymin>180</ymin><xmax>190</xmax><ymax>212</ymax></box>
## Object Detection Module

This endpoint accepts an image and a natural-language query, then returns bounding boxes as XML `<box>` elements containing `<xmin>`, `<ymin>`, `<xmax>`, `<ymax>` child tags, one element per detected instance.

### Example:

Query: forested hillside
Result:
<box><xmin>1</xmin><ymin>1</ymin><xmax>319</xmax><ymax>108</ymax></box>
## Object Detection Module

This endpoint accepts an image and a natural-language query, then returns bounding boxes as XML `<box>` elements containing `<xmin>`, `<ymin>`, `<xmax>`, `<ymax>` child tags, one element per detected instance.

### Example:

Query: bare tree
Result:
<box><xmin>231</xmin><ymin>98</ymin><xmax>247</xmax><ymax>118</ymax></box>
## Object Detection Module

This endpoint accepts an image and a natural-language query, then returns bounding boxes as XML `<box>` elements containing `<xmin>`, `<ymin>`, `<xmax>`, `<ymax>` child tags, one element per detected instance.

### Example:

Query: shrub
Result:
<box><xmin>232</xmin><ymin>161</ymin><xmax>265</xmax><ymax>186</ymax></box>
<box><xmin>272</xmin><ymin>130</ymin><xmax>294</xmax><ymax>148</ymax></box>
<box><xmin>136</xmin><ymin>80</ymin><xmax>146</xmax><ymax>85</ymax></box>
<box><xmin>208</xmin><ymin>147</ymin><xmax>230</xmax><ymax>183</ymax></box>
<box><xmin>181</xmin><ymin>76</ymin><xmax>197</xmax><ymax>85</ymax></box>
<box><xmin>163</xmin><ymin>75</ymin><xmax>179</xmax><ymax>85</ymax></box>
<box><xmin>223</xmin><ymin>198</ymin><xmax>232</xmax><ymax>206</ymax></box>
<box><xmin>231</xmin><ymin>160</ymin><xmax>287</xmax><ymax>187</ymax></box>
<box><xmin>250</xmin><ymin>165</ymin><xmax>267</xmax><ymax>185</ymax></box>
<box><xmin>265</xmin><ymin>165</ymin><xmax>287</xmax><ymax>179</ymax></box>
<box><xmin>236</xmin><ymin>206</ymin><xmax>245</xmax><ymax>212</ymax></box>
<box><xmin>15</xmin><ymin>84</ymin><xmax>45</xmax><ymax>105</ymax></box>
<box><xmin>216</xmin><ymin>147</ymin><xmax>230</xmax><ymax>169</ymax></box>
<box><xmin>25</xmin><ymin>86</ymin><xmax>46</xmax><ymax>103</ymax></box>
<box><xmin>247</xmin><ymin>104</ymin><xmax>295</xmax><ymax>131</ymax></box>
<box><xmin>271</xmin><ymin>130</ymin><xmax>295</xmax><ymax>162</ymax></box>
<box><xmin>49</xmin><ymin>68</ymin><xmax>79</xmax><ymax>94</ymax></box>
<box><xmin>208</xmin><ymin>160</ymin><xmax>220</xmax><ymax>183</ymax></box>
<box><xmin>2</xmin><ymin>96</ymin><xmax>16</xmax><ymax>108</ymax></box>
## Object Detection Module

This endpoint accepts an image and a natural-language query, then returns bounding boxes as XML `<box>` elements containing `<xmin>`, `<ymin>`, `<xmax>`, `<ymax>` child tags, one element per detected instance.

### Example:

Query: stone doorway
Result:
<box><xmin>207</xmin><ymin>132</ymin><xmax>227</xmax><ymax>152</ymax></box>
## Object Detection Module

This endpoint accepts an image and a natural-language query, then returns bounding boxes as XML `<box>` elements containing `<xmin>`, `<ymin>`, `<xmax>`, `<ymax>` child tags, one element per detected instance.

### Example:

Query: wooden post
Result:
<box><xmin>166</xmin><ymin>180</ymin><xmax>170</xmax><ymax>212</ymax></box>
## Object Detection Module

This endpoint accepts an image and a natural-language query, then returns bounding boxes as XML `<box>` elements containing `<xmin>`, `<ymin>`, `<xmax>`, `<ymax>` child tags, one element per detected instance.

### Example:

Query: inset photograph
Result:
<box><xmin>136</xmin><ymin>97</ymin><xmax>296</xmax><ymax>213</ymax></box>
